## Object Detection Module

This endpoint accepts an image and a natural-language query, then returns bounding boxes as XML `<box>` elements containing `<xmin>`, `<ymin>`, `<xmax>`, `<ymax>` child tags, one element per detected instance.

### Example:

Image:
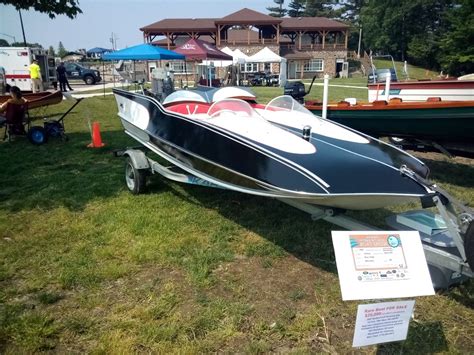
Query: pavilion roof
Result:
<box><xmin>280</xmin><ymin>17</ymin><xmax>348</xmax><ymax>31</ymax></box>
<box><xmin>216</xmin><ymin>8</ymin><xmax>281</xmax><ymax>25</ymax></box>
<box><xmin>140</xmin><ymin>18</ymin><xmax>217</xmax><ymax>33</ymax></box>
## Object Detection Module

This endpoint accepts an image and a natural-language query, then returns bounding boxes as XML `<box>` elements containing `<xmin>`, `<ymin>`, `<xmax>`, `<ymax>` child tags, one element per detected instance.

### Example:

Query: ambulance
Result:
<box><xmin>0</xmin><ymin>47</ymin><xmax>57</xmax><ymax>91</ymax></box>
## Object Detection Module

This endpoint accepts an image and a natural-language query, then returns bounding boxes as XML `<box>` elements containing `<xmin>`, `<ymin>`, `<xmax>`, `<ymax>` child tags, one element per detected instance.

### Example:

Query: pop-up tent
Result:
<box><xmin>102</xmin><ymin>43</ymin><xmax>185</xmax><ymax>61</ymax></box>
<box><xmin>245</xmin><ymin>47</ymin><xmax>287</xmax><ymax>86</ymax></box>
<box><xmin>174</xmin><ymin>39</ymin><xmax>232</xmax><ymax>61</ymax></box>
<box><xmin>101</xmin><ymin>43</ymin><xmax>185</xmax><ymax>93</ymax></box>
<box><xmin>233</xmin><ymin>49</ymin><xmax>249</xmax><ymax>64</ymax></box>
<box><xmin>175</xmin><ymin>39</ymin><xmax>233</xmax><ymax>87</ymax></box>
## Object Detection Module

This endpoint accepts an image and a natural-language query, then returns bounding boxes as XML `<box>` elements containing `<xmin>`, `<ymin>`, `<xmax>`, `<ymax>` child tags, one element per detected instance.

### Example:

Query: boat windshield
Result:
<box><xmin>208</xmin><ymin>98</ymin><xmax>264</xmax><ymax>121</ymax></box>
<box><xmin>262</xmin><ymin>95</ymin><xmax>322</xmax><ymax>128</ymax></box>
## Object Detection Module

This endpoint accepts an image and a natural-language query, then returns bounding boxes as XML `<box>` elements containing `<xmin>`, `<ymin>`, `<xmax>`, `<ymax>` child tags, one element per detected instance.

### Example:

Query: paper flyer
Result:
<box><xmin>332</xmin><ymin>231</ymin><xmax>434</xmax><ymax>300</ymax></box>
<box><xmin>353</xmin><ymin>300</ymin><xmax>415</xmax><ymax>347</ymax></box>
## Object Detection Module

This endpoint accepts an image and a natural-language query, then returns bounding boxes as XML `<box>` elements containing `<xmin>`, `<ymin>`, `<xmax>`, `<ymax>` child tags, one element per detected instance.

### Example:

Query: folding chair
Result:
<box><xmin>2</xmin><ymin>102</ymin><xmax>29</xmax><ymax>142</ymax></box>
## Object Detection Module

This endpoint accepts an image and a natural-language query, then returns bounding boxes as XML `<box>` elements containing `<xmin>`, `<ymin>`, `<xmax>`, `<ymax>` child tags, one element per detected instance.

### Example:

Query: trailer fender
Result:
<box><xmin>123</xmin><ymin>149</ymin><xmax>150</xmax><ymax>170</ymax></box>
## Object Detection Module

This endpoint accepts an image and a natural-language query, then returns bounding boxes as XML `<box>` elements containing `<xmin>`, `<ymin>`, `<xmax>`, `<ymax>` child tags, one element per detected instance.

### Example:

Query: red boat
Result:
<box><xmin>0</xmin><ymin>90</ymin><xmax>63</xmax><ymax>109</ymax></box>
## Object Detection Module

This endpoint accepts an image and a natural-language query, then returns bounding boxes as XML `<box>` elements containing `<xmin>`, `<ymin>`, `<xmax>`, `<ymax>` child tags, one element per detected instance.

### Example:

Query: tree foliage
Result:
<box><xmin>0</xmin><ymin>39</ymin><xmax>10</xmax><ymax>47</ymax></box>
<box><xmin>0</xmin><ymin>0</ymin><xmax>82</xmax><ymax>19</ymax></box>
<box><xmin>11</xmin><ymin>41</ymin><xmax>43</xmax><ymax>48</ymax></box>
<box><xmin>57</xmin><ymin>41</ymin><xmax>67</xmax><ymax>58</ymax></box>
<box><xmin>437</xmin><ymin>0</ymin><xmax>474</xmax><ymax>75</ymax></box>
<box><xmin>304</xmin><ymin>0</ymin><xmax>341</xmax><ymax>17</ymax></box>
<box><xmin>267</xmin><ymin>0</ymin><xmax>287</xmax><ymax>17</ymax></box>
<box><xmin>287</xmin><ymin>0</ymin><xmax>306</xmax><ymax>17</ymax></box>
<box><xmin>48</xmin><ymin>45</ymin><xmax>56</xmax><ymax>57</ymax></box>
<box><xmin>268</xmin><ymin>0</ymin><xmax>471</xmax><ymax>75</ymax></box>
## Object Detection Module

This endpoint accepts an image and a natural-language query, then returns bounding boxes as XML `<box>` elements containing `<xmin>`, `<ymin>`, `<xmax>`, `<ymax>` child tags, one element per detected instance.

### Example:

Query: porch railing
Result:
<box><xmin>280</xmin><ymin>43</ymin><xmax>347</xmax><ymax>51</ymax></box>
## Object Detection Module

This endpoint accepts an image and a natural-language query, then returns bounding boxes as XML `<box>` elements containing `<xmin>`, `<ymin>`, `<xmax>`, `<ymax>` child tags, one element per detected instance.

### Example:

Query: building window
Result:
<box><xmin>168</xmin><ymin>61</ymin><xmax>191</xmax><ymax>74</ymax></box>
<box><xmin>240</xmin><ymin>63</ymin><xmax>258</xmax><ymax>73</ymax></box>
<box><xmin>297</xmin><ymin>59</ymin><xmax>324</xmax><ymax>72</ymax></box>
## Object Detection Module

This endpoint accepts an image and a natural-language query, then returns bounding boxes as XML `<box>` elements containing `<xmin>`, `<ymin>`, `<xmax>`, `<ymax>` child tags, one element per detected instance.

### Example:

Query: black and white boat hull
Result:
<box><xmin>113</xmin><ymin>89</ymin><xmax>432</xmax><ymax>210</ymax></box>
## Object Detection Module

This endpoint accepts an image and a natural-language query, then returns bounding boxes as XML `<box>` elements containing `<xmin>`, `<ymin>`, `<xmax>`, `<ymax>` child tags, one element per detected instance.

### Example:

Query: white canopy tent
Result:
<box><xmin>202</xmin><ymin>47</ymin><xmax>248</xmax><ymax>66</ymax></box>
<box><xmin>245</xmin><ymin>47</ymin><xmax>287</xmax><ymax>86</ymax></box>
<box><xmin>232</xmin><ymin>49</ymin><xmax>249</xmax><ymax>64</ymax></box>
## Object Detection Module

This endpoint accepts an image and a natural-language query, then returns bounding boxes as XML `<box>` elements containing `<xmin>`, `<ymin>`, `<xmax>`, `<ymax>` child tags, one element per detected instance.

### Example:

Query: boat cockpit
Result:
<box><xmin>163</xmin><ymin>88</ymin><xmax>368</xmax><ymax>145</ymax></box>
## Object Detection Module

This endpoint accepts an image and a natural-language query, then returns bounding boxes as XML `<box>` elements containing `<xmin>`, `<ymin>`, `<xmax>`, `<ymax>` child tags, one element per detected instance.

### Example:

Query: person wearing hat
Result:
<box><xmin>29</xmin><ymin>59</ymin><xmax>43</xmax><ymax>93</ymax></box>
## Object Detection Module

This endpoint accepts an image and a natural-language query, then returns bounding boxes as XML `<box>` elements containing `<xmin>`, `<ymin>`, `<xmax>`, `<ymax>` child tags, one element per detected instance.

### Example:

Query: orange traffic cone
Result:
<box><xmin>87</xmin><ymin>122</ymin><xmax>105</xmax><ymax>148</ymax></box>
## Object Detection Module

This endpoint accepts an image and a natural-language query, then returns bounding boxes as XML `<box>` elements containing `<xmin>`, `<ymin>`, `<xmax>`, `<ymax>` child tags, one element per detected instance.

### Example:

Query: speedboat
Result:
<box><xmin>112</xmin><ymin>87</ymin><xmax>433</xmax><ymax>210</ymax></box>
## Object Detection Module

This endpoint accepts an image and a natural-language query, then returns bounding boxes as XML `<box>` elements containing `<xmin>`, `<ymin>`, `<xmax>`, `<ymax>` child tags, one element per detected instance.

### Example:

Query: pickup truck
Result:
<box><xmin>65</xmin><ymin>63</ymin><xmax>101</xmax><ymax>85</ymax></box>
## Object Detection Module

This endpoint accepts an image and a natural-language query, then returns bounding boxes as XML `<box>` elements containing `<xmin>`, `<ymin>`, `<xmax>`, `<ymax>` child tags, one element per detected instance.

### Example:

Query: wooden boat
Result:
<box><xmin>305</xmin><ymin>97</ymin><xmax>474</xmax><ymax>155</ymax></box>
<box><xmin>0</xmin><ymin>90</ymin><xmax>63</xmax><ymax>109</ymax></box>
<box><xmin>368</xmin><ymin>79</ymin><xmax>474</xmax><ymax>102</ymax></box>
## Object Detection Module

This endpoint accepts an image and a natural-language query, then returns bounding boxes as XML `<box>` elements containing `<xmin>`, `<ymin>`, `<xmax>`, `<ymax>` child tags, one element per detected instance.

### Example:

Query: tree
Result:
<box><xmin>11</xmin><ymin>41</ymin><xmax>43</xmax><ymax>48</ymax></box>
<box><xmin>287</xmin><ymin>0</ymin><xmax>306</xmax><ymax>17</ymax></box>
<box><xmin>0</xmin><ymin>0</ymin><xmax>82</xmax><ymax>19</ymax></box>
<box><xmin>57</xmin><ymin>41</ymin><xmax>67</xmax><ymax>58</ymax></box>
<box><xmin>361</xmin><ymin>0</ymin><xmax>455</xmax><ymax>64</ymax></box>
<box><xmin>48</xmin><ymin>45</ymin><xmax>55</xmax><ymax>57</ymax></box>
<box><xmin>267</xmin><ymin>0</ymin><xmax>287</xmax><ymax>17</ymax></box>
<box><xmin>339</xmin><ymin>0</ymin><xmax>366</xmax><ymax>24</ymax></box>
<box><xmin>0</xmin><ymin>39</ymin><xmax>10</xmax><ymax>47</ymax></box>
<box><xmin>338</xmin><ymin>1</ymin><xmax>368</xmax><ymax>52</ymax></box>
<box><xmin>438</xmin><ymin>0</ymin><xmax>474</xmax><ymax>75</ymax></box>
<box><xmin>304</xmin><ymin>0</ymin><xmax>341</xmax><ymax>18</ymax></box>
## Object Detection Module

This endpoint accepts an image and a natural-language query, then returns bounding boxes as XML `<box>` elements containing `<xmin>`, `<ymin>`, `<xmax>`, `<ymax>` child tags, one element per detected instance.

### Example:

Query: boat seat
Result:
<box><xmin>389</xmin><ymin>98</ymin><xmax>403</xmax><ymax>104</ymax></box>
<box><xmin>372</xmin><ymin>100</ymin><xmax>388</xmax><ymax>106</ymax></box>
<box><xmin>337</xmin><ymin>101</ymin><xmax>351</xmax><ymax>107</ymax></box>
<box><xmin>427</xmin><ymin>97</ymin><xmax>442</xmax><ymax>102</ymax></box>
<box><xmin>165</xmin><ymin>102</ymin><xmax>210</xmax><ymax>116</ymax></box>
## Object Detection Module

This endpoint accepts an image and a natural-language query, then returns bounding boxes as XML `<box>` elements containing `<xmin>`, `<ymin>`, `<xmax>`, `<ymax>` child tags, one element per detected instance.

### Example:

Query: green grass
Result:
<box><xmin>372</xmin><ymin>58</ymin><xmax>439</xmax><ymax>80</ymax></box>
<box><xmin>0</xmin><ymin>91</ymin><xmax>473</xmax><ymax>353</ymax></box>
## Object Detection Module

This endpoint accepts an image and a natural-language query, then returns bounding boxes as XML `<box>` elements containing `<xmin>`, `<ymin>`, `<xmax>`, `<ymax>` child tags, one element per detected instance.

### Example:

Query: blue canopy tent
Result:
<box><xmin>102</xmin><ymin>43</ymin><xmax>185</xmax><ymax>61</ymax></box>
<box><xmin>101</xmin><ymin>44</ymin><xmax>186</xmax><ymax>95</ymax></box>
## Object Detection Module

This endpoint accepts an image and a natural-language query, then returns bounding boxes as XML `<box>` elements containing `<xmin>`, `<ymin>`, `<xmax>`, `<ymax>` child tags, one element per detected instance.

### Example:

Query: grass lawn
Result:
<box><xmin>1</xmin><ymin>91</ymin><xmax>473</xmax><ymax>353</ymax></box>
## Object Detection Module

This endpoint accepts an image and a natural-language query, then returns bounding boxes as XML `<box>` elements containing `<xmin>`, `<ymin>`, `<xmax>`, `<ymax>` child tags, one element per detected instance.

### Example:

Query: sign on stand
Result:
<box><xmin>353</xmin><ymin>300</ymin><xmax>415</xmax><ymax>347</ymax></box>
<box><xmin>331</xmin><ymin>231</ymin><xmax>434</xmax><ymax>300</ymax></box>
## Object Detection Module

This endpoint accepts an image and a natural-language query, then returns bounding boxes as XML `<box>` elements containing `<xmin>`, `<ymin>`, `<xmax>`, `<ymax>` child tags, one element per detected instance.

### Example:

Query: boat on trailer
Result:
<box><xmin>111</xmin><ymin>86</ymin><xmax>474</xmax><ymax>289</ymax></box>
<box><xmin>113</xmin><ymin>88</ymin><xmax>433</xmax><ymax>210</ymax></box>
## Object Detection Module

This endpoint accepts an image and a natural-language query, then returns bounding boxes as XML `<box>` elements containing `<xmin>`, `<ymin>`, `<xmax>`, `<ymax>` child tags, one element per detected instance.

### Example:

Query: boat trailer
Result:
<box><xmin>114</xmin><ymin>147</ymin><xmax>474</xmax><ymax>290</ymax></box>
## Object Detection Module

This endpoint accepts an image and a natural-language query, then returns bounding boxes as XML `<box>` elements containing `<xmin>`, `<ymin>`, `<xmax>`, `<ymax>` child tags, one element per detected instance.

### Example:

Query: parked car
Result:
<box><xmin>248</xmin><ymin>72</ymin><xmax>279</xmax><ymax>86</ymax></box>
<box><xmin>367</xmin><ymin>68</ymin><xmax>398</xmax><ymax>84</ymax></box>
<box><xmin>65</xmin><ymin>63</ymin><xmax>101</xmax><ymax>85</ymax></box>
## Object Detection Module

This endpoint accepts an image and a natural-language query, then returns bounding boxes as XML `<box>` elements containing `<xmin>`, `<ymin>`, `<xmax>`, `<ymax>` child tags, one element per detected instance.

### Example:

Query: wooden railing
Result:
<box><xmin>280</xmin><ymin>43</ymin><xmax>347</xmax><ymax>51</ymax></box>
<box><xmin>220</xmin><ymin>38</ymin><xmax>278</xmax><ymax>46</ymax></box>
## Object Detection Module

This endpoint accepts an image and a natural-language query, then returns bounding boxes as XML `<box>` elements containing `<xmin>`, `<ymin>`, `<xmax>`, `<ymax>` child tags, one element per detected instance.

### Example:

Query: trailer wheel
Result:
<box><xmin>125</xmin><ymin>156</ymin><xmax>147</xmax><ymax>194</ymax></box>
<box><xmin>27</xmin><ymin>126</ymin><xmax>48</xmax><ymax>145</ymax></box>
<box><xmin>465</xmin><ymin>220</ymin><xmax>474</xmax><ymax>269</ymax></box>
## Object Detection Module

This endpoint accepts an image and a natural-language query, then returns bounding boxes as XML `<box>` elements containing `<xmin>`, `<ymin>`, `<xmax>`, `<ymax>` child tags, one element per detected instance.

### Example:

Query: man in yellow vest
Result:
<box><xmin>29</xmin><ymin>59</ymin><xmax>43</xmax><ymax>93</ymax></box>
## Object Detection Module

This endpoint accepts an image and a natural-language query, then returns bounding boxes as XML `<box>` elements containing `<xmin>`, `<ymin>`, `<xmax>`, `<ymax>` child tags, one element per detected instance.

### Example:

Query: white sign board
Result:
<box><xmin>353</xmin><ymin>300</ymin><xmax>415</xmax><ymax>347</ymax></box>
<box><xmin>332</xmin><ymin>231</ymin><xmax>434</xmax><ymax>300</ymax></box>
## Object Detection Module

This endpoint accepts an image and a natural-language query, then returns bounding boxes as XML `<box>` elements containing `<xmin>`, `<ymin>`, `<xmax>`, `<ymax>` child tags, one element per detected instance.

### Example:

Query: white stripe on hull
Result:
<box><xmin>368</xmin><ymin>88</ymin><xmax>474</xmax><ymax>102</ymax></box>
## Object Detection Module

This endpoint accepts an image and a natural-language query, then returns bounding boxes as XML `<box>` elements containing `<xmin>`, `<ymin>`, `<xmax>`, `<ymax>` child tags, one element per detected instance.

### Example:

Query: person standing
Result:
<box><xmin>29</xmin><ymin>59</ymin><xmax>43</xmax><ymax>93</ymax></box>
<box><xmin>56</xmin><ymin>62</ymin><xmax>73</xmax><ymax>92</ymax></box>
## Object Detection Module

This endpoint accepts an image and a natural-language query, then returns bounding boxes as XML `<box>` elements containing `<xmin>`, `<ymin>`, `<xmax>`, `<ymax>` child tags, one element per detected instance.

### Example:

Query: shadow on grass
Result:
<box><xmin>376</xmin><ymin>321</ymin><xmax>448</xmax><ymax>354</ymax></box>
<box><xmin>158</xmin><ymin>178</ymin><xmax>393</xmax><ymax>275</ymax></box>
<box><xmin>0</xmin><ymin>130</ymin><xmax>133</xmax><ymax>213</ymax></box>
<box><xmin>422</xmin><ymin>158</ymin><xmax>474</xmax><ymax>189</ymax></box>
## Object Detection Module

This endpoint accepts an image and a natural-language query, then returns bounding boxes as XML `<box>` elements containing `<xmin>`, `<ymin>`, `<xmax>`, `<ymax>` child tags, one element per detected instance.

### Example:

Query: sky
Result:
<box><xmin>0</xmin><ymin>0</ymin><xmax>270</xmax><ymax>51</ymax></box>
